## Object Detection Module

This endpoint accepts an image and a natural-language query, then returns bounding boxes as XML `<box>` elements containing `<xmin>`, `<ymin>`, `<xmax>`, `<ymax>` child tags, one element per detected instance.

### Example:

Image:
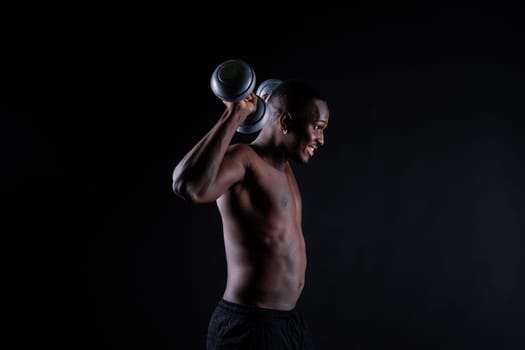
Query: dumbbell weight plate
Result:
<box><xmin>210</xmin><ymin>59</ymin><xmax>256</xmax><ymax>102</ymax></box>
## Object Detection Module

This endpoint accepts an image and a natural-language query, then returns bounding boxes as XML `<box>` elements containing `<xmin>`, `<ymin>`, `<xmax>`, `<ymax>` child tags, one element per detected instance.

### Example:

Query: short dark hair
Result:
<box><xmin>267</xmin><ymin>79</ymin><xmax>324</xmax><ymax>120</ymax></box>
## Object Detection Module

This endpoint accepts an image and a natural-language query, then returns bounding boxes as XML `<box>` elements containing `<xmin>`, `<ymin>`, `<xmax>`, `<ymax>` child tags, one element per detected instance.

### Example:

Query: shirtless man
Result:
<box><xmin>172</xmin><ymin>79</ymin><xmax>330</xmax><ymax>349</ymax></box>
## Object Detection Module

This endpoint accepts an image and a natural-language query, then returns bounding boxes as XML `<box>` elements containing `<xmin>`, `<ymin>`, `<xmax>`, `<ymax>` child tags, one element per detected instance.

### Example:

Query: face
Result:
<box><xmin>287</xmin><ymin>99</ymin><xmax>330</xmax><ymax>164</ymax></box>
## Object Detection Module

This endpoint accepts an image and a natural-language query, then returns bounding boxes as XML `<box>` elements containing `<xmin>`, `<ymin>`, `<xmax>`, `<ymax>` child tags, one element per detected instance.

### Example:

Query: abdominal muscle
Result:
<box><xmin>221</xmin><ymin>223</ymin><xmax>307</xmax><ymax>311</ymax></box>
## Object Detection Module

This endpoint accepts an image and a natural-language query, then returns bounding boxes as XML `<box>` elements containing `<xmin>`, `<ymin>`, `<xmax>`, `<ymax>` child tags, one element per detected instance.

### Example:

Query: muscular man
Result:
<box><xmin>172</xmin><ymin>79</ymin><xmax>330</xmax><ymax>349</ymax></box>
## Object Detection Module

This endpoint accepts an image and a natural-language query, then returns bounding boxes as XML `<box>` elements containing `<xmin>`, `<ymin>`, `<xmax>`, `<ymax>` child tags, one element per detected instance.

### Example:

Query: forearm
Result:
<box><xmin>172</xmin><ymin>106</ymin><xmax>243</xmax><ymax>200</ymax></box>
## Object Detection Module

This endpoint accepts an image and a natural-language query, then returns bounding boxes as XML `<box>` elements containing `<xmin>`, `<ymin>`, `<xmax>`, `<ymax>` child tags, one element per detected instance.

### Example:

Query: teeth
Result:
<box><xmin>306</xmin><ymin>146</ymin><xmax>315</xmax><ymax>156</ymax></box>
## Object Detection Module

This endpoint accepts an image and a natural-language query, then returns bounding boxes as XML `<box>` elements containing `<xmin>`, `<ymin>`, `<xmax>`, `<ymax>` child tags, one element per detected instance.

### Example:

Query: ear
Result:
<box><xmin>279</xmin><ymin>112</ymin><xmax>293</xmax><ymax>134</ymax></box>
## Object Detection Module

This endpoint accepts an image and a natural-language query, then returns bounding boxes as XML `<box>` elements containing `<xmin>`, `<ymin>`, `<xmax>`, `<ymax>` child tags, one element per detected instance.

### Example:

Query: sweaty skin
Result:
<box><xmin>172</xmin><ymin>91</ymin><xmax>329</xmax><ymax>311</ymax></box>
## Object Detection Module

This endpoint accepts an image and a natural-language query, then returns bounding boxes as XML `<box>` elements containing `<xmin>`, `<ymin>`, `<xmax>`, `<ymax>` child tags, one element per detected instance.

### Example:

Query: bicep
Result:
<box><xmin>194</xmin><ymin>148</ymin><xmax>247</xmax><ymax>203</ymax></box>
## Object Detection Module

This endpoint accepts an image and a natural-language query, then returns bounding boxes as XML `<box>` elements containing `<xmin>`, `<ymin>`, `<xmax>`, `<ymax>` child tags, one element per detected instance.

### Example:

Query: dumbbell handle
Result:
<box><xmin>235</xmin><ymin>96</ymin><xmax>267</xmax><ymax>134</ymax></box>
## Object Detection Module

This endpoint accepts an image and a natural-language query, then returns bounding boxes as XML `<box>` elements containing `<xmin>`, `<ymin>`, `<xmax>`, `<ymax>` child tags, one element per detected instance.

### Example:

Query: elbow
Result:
<box><xmin>172</xmin><ymin>177</ymin><xmax>192</xmax><ymax>202</ymax></box>
<box><xmin>172</xmin><ymin>167</ymin><xmax>191</xmax><ymax>201</ymax></box>
<box><xmin>172</xmin><ymin>177</ymin><xmax>203</xmax><ymax>204</ymax></box>
<box><xmin>172</xmin><ymin>166</ymin><xmax>213</xmax><ymax>203</ymax></box>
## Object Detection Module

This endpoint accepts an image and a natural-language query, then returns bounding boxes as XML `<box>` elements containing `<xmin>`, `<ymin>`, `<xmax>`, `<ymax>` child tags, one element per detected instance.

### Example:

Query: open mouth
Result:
<box><xmin>306</xmin><ymin>145</ymin><xmax>317</xmax><ymax>157</ymax></box>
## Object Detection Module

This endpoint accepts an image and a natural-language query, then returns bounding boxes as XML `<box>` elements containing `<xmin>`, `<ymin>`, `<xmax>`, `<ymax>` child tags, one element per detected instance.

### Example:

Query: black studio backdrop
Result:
<box><xmin>2</xmin><ymin>5</ymin><xmax>524</xmax><ymax>350</ymax></box>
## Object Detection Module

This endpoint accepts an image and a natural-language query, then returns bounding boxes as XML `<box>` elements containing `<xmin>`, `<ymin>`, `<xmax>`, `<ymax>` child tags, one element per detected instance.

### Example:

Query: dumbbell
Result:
<box><xmin>256</xmin><ymin>78</ymin><xmax>283</xmax><ymax>101</ymax></box>
<box><xmin>210</xmin><ymin>59</ymin><xmax>282</xmax><ymax>134</ymax></box>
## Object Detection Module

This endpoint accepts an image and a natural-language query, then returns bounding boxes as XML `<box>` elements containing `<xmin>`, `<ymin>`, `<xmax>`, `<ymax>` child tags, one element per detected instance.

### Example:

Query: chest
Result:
<box><xmin>244</xmin><ymin>162</ymin><xmax>302</xmax><ymax>216</ymax></box>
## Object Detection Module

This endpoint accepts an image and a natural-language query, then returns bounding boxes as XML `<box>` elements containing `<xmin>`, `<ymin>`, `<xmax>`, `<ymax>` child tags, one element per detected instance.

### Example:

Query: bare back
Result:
<box><xmin>216</xmin><ymin>144</ymin><xmax>306</xmax><ymax>311</ymax></box>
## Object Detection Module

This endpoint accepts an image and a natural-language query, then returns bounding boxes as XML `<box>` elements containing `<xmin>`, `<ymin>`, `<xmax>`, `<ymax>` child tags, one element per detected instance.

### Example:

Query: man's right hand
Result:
<box><xmin>222</xmin><ymin>92</ymin><xmax>258</xmax><ymax>125</ymax></box>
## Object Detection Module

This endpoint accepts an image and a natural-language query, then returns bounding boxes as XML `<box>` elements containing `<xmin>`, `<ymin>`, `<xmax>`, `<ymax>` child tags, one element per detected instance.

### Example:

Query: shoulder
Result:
<box><xmin>226</xmin><ymin>143</ymin><xmax>253</xmax><ymax>157</ymax></box>
<box><xmin>225</xmin><ymin>144</ymin><xmax>258</xmax><ymax>167</ymax></box>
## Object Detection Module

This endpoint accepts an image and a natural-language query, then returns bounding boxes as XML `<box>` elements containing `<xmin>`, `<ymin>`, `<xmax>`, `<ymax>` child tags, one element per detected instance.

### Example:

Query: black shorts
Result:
<box><xmin>206</xmin><ymin>299</ymin><xmax>315</xmax><ymax>349</ymax></box>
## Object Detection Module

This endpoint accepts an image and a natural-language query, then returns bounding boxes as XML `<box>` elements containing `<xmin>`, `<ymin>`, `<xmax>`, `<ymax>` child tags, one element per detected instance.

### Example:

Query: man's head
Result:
<box><xmin>264</xmin><ymin>79</ymin><xmax>330</xmax><ymax>164</ymax></box>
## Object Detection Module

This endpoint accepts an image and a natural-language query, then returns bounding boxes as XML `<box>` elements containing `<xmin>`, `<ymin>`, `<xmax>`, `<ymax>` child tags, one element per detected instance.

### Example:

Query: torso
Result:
<box><xmin>216</xmin><ymin>144</ymin><xmax>306</xmax><ymax>311</ymax></box>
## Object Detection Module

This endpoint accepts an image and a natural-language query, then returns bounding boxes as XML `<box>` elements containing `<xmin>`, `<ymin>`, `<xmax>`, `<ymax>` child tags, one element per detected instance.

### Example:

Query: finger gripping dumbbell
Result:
<box><xmin>210</xmin><ymin>59</ymin><xmax>281</xmax><ymax>134</ymax></box>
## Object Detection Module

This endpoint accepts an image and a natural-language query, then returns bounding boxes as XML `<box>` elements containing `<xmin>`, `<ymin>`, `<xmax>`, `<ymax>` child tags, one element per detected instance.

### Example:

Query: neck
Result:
<box><xmin>250</xmin><ymin>129</ymin><xmax>288</xmax><ymax>170</ymax></box>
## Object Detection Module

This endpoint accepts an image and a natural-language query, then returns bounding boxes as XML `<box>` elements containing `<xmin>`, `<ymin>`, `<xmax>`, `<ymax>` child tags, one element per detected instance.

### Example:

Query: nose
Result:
<box><xmin>317</xmin><ymin>131</ymin><xmax>324</xmax><ymax>146</ymax></box>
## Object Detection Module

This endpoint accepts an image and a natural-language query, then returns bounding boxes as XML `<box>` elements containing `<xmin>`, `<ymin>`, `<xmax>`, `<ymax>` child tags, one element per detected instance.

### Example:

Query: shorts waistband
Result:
<box><xmin>218</xmin><ymin>299</ymin><xmax>298</xmax><ymax>319</ymax></box>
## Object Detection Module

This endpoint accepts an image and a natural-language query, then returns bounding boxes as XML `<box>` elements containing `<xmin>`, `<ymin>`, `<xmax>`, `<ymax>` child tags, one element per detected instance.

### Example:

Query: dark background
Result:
<box><xmin>2</xmin><ymin>4</ymin><xmax>524</xmax><ymax>349</ymax></box>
